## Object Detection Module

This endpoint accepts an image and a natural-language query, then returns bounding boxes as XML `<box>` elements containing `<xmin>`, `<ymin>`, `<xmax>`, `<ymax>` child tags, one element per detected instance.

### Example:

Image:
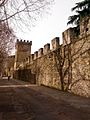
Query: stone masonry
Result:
<box><xmin>6</xmin><ymin>17</ymin><xmax>90</xmax><ymax>97</ymax></box>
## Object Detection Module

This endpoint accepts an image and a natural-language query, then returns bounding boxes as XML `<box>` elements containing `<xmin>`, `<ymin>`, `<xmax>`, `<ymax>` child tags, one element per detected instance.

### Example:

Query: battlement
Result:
<box><xmin>16</xmin><ymin>39</ymin><xmax>32</xmax><ymax>45</ymax></box>
<box><xmin>34</xmin><ymin>51</ymin><xmax>38</xmax><ymax>60</ymax></box>
<box><xmin>38</xmin><ymin>48</ymin><xmax>43</xmax><ymax>57</ymax></box>
<box><xmin>14</xmin><ymin>16</ymin><xmax>90</xmax><ymax>69</ymax></box>
<box><xmin>29</xmin><ymin>38</ymin><xmax>60</xmax><ymax>60</ymax></box>
<box><xmin>62</xmin><ymin>27</ymin><xmax>77</xmax><ymax>46</ymax></box>
<box><xmin>51</xmin><ymin>37</ymin><xmax>60</xmax><ymax>50</ymax></box>
<box><xmin>6</xmin><ymin>16</ymin><xmax>90</xmax><ymax>97</ymax></box>
<box><xmin>43</xmin><ymin>43</ymin><xmax>50</xmax><ymax>55</ymax></box>
<box><xmin>15</xmin><ymin>27</ymin><xmax>79</xmax><ymax>69</ymax></box>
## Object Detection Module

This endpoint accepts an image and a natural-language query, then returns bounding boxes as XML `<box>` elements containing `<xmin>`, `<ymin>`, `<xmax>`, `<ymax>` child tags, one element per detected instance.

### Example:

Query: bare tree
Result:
<box><xmin>0</xmin><ymin>0</ymin><xmax>54</xmax><ymax>74</ymax></box>
<box><xmin>53</xmin><ymin>44</ymin><xmax>72</xmax><ymax>91</ymax></box>
<box><xmin>0</xmin><ymin>22</ymin><xmax>15</xmax><ymax>74</ymax></box>
<box><xmin>0</xmin><ymin>0</ymin><xmax>54</xmax><ymax>29</ymax></box>
<box><xmin>53</xmin><ymin>29</ymin><xmax>90</xmax><ymax>93</ymax></box>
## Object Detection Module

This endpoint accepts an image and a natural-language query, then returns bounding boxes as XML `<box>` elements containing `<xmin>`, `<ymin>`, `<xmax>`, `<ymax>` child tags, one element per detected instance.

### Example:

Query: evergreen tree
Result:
<box><xmin>67</xmin><ymin>0</ymin><xmax>90</xmax><ymax>34</ymax></box>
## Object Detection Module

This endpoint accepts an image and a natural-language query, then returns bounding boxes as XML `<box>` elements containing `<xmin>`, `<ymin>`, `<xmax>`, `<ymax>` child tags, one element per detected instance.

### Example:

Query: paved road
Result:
<box><xmin>0</xmin><ymin>78</ymin><xmax>90</xmax><ymax>120</ymax></box>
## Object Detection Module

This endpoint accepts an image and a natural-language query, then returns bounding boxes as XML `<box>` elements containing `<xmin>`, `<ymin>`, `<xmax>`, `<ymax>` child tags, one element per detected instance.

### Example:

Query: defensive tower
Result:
<box><xmin>14</xmin><ymin>39</ymin><xmax>32</xmax><ymax>69</ymax></box>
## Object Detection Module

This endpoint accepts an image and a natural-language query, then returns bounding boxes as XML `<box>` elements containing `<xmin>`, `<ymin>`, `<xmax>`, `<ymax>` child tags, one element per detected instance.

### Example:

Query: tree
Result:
<box><xmin>0</xmin><ymin>0</ymin><xmax>54</xmax><ymax>29</ymax></box>
<box><xmin>53</xmin><ymin>44</ymin><xmax>72</xmax><ymax>91</ymax></box>
<box><xmin>0</xmin><ymin>22</ymin><xmax>15</xmax><ymax>74</ymax></box>
<box><xmin>0</xmin><ymin>0</ymin><xmax>54</xmax><ymax>69</ymax></box>
<box><xmin>53</xmin><ymin>36</ymin><xmax>90</xmax><ymax>93</ymax></box>
<box><xmin>67</xmin><ymin>0</ymin><xmax>90</xmax><ymax>34</ymax></box>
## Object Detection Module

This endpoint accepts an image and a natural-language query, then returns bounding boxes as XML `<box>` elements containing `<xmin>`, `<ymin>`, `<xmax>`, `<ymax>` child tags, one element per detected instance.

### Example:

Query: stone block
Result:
<box><xmin>51</xmin><ymin>37</ymin><xmax>59</xmax><ymax>50</ymax></box>
<box><xmin>38</xmin><ymin>48</ymin><xmax>43</xmax><ymax>57</ymax></box>
<box><xmin>43</xmin><ymin>43</ymin><xmax>50</xmax><ymax>55</ymax></box>
<box><xmin>62</xmin><ymin>27</ymin><xmax>76</xmax><ymax>45</ymax></box>
<box><xmin>34</xmin><ymin>51</ymin><xmax>38</xmax><ymax>60</ymax></box>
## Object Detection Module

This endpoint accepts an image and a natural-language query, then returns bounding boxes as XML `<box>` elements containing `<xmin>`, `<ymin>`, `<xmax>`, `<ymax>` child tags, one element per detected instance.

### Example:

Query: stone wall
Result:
<box><xmin>21</xmin><ymin>35</ymin><xmax>90</xmax><ymax>97</ymax></box>
<box><xmin>70</xmin><ymin>35</ymin><xmax>90</xmax><ymax>97</ymax></box>
<box><xmin>15</xmin><ymin>37</ymin><xmax>62</xmax><ymax>88</ymax></box>
<box><xmin>14</xmin><ymin>39</ymin><xmax>32</xmax><ymax>70</ymax></box>
<box><xmin>6</xmin><ymin>55</ymin><xmax>15</xmax><ymax>78</ymax></box>
<box><xmin>14</xmin><ymin>69</ymin><xmax>36</xmax><ymax>84</ymax></box>
<box><xmin>9</xmin><ymin>17</ymin><xmax>90</xmax><ymax>97</ymax></box>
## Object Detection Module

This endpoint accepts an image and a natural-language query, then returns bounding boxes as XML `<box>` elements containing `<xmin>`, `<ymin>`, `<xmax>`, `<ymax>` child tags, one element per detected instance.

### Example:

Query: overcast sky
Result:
<box><xmin>15</xmin><ymin>0</ymin><xmax>82</xmax><ymax>53</ymax></box>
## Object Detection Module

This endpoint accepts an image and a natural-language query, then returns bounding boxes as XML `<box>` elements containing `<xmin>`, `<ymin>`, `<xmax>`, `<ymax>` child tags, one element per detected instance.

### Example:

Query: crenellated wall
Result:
<box><xmin>7</xmin><ymin>17</ymin><xmax>90</xmax><ymax>97</ymax></box>
<box><xmin>26</xmin><ymin>35</ymin><xmax>90</xmax><ymax>97</ymax></box>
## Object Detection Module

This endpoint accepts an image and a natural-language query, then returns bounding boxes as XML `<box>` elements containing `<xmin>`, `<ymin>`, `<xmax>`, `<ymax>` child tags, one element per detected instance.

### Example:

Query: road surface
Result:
<box><xmin>0</xmin><ymin>78</ymin><xmax>90</xmax><ymax>120</ymax></box>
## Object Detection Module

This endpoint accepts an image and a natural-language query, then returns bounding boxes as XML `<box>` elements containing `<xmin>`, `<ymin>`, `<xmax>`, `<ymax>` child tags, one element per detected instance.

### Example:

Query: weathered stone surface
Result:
<box><xmin>6</xmin><ymin>17</ymin><xmax>90</xmax><ymax>97</ymax></box>
<box><xmin>14</xmin><ymin>40</ymin><xmax>32</xmax><ymax>70</ymax></box>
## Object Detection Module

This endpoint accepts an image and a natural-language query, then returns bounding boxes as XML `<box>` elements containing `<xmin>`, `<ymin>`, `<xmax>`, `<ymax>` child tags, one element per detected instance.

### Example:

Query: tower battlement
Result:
<box><xmin>16</xmin><ymin>39</ymin><xmax>32</xmax><ymax>45</ymax></box>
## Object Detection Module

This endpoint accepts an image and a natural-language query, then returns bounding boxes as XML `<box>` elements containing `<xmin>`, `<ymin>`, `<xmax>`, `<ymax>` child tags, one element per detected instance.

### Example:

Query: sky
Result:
<box><xmin>15</xmin><ymin>0</ymin><xmax>82</xmax><ymax>54</ymax></box>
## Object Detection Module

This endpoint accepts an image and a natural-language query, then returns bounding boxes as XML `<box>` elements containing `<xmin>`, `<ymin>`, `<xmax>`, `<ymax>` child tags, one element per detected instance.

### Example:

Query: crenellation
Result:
<box><xmin>30</xmin><ymin>54</ymin><xmax>34</xmax><ymax>62</ymax></box>
<box><xmin>51</xmin><ymin>37</ymin><xmax>60</xmax><ymax>50</ymax></box>
<box><xmin>38</xmin><ymin>48</ymin><xmax>43</xmax><ymax>57</ymax></box>
<box><xmin>30</xmin><ymin>41</ymin><xmax>32</xmax><ymax>45</ymax></box>
<box><xmin>34</xmin><ymin>51</ymin><xmax>38</xmax><ymax>60</ymax></box>
<box><xmin>62</xmin><ymin>27</ymin><xmax>77</xmax><ymax>46</ymax></box>
<box><xmin>17</xmin><ymin>39</ymin><xmax>19</xmax><ymax>42</ymax></box>
<box><xmin>16</xmin><ymin>39</ymin><xmax>32</xmax><ymax>45</ymax></box>
<box><xmin>43</xmin><ymin>43</ymin><xmax>50</xmax><ymax>55</ymax></box>
<box><xmin>20</xmin><ymin>39</ymin><xmax>22</xmax><ymax>42</ymax></box>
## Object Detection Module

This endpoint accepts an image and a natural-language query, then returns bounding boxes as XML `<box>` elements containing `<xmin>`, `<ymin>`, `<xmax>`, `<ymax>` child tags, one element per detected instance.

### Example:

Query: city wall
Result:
<box><xmin>14</xmin><ymin>34</ymin><xmax>90</xmax><ymax>97</ymax></box>
<box><xmin>9</xmin><ymin>17</ymin><xmax>90</xmax><ymax>97</ymax></box>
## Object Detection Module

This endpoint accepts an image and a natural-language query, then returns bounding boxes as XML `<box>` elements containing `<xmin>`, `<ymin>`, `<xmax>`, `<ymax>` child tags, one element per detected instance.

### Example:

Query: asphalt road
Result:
<box><xmin>0</xmin><ymin>78</ymin><xmax>90</xmax><ymax>120</ymax></box>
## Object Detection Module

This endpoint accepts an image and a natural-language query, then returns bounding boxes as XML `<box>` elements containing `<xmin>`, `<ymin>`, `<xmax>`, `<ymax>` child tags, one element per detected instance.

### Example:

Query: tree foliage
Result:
<box><xmin>67</xmin><ymin>0</ymin><xmax>90</xmax><ymax>33</ymax></box>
